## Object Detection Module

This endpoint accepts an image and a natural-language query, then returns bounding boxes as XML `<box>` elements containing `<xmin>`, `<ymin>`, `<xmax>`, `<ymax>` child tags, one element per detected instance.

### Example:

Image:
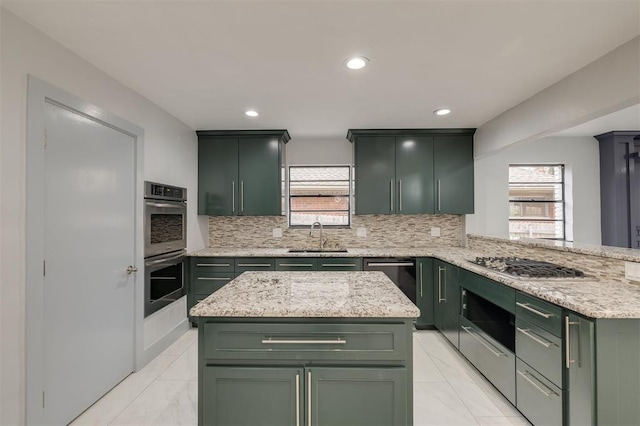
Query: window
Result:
<box><xmin>289</xmin><ymin>166</ymin><xmax>351</xmax><ymax>227</ymax></box>
<box><xmin>509</xmin><ymin>165</ymin><xmax>565</xmax><ymax>240</ymax></box>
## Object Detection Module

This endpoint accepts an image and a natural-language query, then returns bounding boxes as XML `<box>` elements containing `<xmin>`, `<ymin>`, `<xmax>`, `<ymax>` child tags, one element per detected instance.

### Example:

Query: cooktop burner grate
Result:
<box><xmin>470</xmin><ymin>257</ymin><xmax>586</xmax><ymax>278</ymax></box>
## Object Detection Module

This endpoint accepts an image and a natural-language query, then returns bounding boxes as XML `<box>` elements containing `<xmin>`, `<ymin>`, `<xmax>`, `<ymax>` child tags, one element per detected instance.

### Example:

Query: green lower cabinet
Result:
<box><xmin>515</xmin><ymin>359</ymin><xmax>563</xmax><ymax>426</ymax></box>
<box><xmin>415</xmin><ymin>258</ymin><xmax>434</xmax><ymax>329</ymax></box>
<box><xmin>566</xmin><ymin>313</ymin><xmax>595</xmax><ymax>426</ymax></box>
<box><xmin>316</xmin><ymin>257</ymin><xmax>362</xmax><ymax>271</ymax></box>
<box><xmin>275</xmin><ymin>258</ymin><xmax>318</xmax><ymax>271</ymax></box>
<box><xmin>310</xmin><ymin>367</ymin><xmax>407</xmax><ymax>426</ymax></box>
<box><xmin>202</xmin><ymin>366</ymin><xmax>302</xmax><ymax>426</ymax></box>
<box><xmin>433</xmin><ymin>260</ymin><xmax>460</xmax><ymax>347</ymax></box>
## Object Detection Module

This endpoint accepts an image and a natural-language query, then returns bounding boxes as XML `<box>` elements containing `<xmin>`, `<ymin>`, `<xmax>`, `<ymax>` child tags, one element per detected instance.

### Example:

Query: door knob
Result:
<box><xmin>126</xmin><ymin>265</ymin><xmax>138</xmax><ymax>274</ymax></box>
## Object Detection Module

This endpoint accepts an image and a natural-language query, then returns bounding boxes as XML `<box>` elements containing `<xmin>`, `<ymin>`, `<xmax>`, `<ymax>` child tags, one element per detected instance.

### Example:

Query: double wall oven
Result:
<box><xmin>144</xmin><ymin>181</ymin><xmax>187</xmax><ymax>317</ymax></box>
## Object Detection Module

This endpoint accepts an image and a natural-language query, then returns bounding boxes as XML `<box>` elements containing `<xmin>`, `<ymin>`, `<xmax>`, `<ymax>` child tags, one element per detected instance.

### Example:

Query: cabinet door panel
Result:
<box><xmin>198</xmin><ymin>137</ymin><xmax>238</xmax><ymax>215</ymax></box>
<box><xmin>316</xmin><ymin>257</ymin><xmax>362</xmax><ymax>271</ymax></box>
<box><xmin>202</xmin><ymin>366</ymin><xmax>302</xmax><ymax>426</ymax></box>
<box><xmin>434</xmin><ymin>135</ymin><xmax>474</xmax><ymax>214</ymax></box>
<box><xmin>416</xmin><ymin>258</ymin><xmax>434</xmax><ymax>328</ymax></box>
<box><xmin>238</xmin><ymin>137</ymin><xmax>282</xmax><ymax>215</ymax></box>
<box><xmin>309</xmin><ymin>367</ymin><xmax>407</xmax><ymax>426</ymax></box>
<box><xmin>442</xmin><ymin>263</ymin><xmax>460</xmax><ymax>348</ymax></box>
<box><xmin>395</xmin><ymin>135</ymin><xmax>434</xmax><ymax>214</ymax></box>
<box><xmin>354</xmin><ymin>136</ymin><xmax>396</xmax><ymax>214</ymax></box>
<box><xmin>567</xmin><ymin>313</ymin><xmax>595</xmax><ymax>426</ymax></box>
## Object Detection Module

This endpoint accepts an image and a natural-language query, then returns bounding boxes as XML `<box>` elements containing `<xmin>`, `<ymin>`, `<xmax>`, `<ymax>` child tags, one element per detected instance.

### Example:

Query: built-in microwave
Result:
<box><xmin>144</xmin><ymin>181</ymin><xmax>187</xmax><ymax>259</ymax></box>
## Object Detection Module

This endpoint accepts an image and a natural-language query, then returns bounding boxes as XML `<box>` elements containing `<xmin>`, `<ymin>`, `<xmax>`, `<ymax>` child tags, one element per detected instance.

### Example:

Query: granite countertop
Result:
<box><xmin>190</xmin><ymin>271</ymin><xmax>421</xmax><ymax>318</ymax></box>
<box><xmin>188</xmin><ymin>246</ymin><xmax>640</xmax><ymax>319</ymax></box>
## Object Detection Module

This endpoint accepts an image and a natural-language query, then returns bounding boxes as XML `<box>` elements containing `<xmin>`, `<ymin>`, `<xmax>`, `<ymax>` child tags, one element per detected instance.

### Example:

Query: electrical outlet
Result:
<box><xmin>357</xmin><ymin>227</ymin><xmax>367</xmax><ymax>238</ymax></box>
<box><xmin>625</xmin><ymin>261</ymin><xmax>640</xmax><ymax>281</ymax></box>
<box><xmin>272</xmin><ymin>228</ymin><xmax>283</xmax><ymax>238</ymax></box>
<box><xmin>431</xmin><ymin>227</ymin><xmax>441</xmax><ymax>237</ymax></box>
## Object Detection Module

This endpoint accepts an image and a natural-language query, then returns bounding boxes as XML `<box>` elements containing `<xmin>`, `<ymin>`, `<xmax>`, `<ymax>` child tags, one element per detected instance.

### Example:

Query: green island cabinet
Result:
<box><xmin>197</xmin><ymin>130</ymin><xmax>290</xmax><ymax>216</ymax></box>
<box><xmin>347</xmin><ymin>129</ymin><xmax>475</xmax><ymax>215</ymax></box>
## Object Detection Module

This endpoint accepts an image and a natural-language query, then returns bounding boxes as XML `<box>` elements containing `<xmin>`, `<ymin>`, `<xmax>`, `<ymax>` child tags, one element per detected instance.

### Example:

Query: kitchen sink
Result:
<box><xmin>287</xmin><ymin>249</ymin><xmax>348</xmax><ymax>253</ymax></box>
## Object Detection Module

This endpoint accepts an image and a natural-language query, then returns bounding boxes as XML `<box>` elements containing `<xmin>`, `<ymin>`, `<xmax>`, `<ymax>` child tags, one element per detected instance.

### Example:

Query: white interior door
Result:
<box><xmin>43</xmin><ymin>101</ymin><xmax>136</xmax><ymax>425</ymax></box>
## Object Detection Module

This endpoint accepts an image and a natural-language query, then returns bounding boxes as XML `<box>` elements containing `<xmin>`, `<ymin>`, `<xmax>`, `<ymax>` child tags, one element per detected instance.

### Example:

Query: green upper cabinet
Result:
<box><xmin>349</xmin><ymin>129</ymin><xmax>475</xmax><ymax>215</ymax></box>
<box><xmin>434</xmin><ymin>134</ymin><xmax>474</xmax><ymax>214</ymax></box>
<box><xmin>197</xmin><ymin>130</ymin><xmax>290</xmax><ymax>216</ymax></box>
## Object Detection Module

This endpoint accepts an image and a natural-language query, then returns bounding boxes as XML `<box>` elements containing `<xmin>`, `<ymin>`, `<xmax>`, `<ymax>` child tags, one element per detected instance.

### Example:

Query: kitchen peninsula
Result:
<box><xmin>190</xmin><ymin>271</ymin><xmax>420</xmax><ymax>426</ymax></box>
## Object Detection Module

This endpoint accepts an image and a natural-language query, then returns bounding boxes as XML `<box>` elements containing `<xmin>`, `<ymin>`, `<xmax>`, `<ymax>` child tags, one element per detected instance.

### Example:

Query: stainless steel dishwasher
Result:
<box><xmin>363</xmin><ymin>258</ymin><xmax>417</xmax><ymax>304</ymax></box>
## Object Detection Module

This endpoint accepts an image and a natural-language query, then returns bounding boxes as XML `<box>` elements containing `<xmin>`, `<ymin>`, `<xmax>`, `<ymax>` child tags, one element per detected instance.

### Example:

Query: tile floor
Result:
<box><xmin>71</xmin><ymin>329</ymin><xmax>531</xmax><ymax>426</ymax></box>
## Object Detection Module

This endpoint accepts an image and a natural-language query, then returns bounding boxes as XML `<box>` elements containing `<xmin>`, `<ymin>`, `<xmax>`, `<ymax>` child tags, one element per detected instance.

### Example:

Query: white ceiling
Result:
<box><xmin>5</xmin><ymin>0</ymin><xmax>640</xmax><ymax>139</ymax></box>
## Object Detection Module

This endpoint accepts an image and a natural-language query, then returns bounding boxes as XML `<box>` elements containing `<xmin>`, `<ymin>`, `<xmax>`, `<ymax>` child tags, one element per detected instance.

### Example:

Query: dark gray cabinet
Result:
<box><xmin>275</xmin><ymin>257</ymin><xmax>363</xmax><ymax>272</ymax></box>
<box><xmin>349</xmin><ymin>129</ymin><xmax>475</xmax><ymax>215</ymax></box>
<box><xmin>433</xmin><ymin>260</ymin><xmax>460</xmax><ymax>348</ymax></box>
<box><xmin>566</xmin><ymin>313</ymin><xmax>594</xmax><ymax>426</ymax></box>
<box><xmin>415</xmin><ymin>258</ymin><xmax>434</xmax><ymax>329</ymax></box>
<box><xmin>197</xmin><ymin>130</ymin><xmax>290</xmax><ymax>216</ymax></box>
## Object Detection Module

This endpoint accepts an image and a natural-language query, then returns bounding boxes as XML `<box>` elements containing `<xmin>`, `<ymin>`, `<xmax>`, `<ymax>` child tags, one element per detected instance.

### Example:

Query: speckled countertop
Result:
<box><xmin>188</xmin><ymin>246</ymin><xmax>640</xmax><ymax>319</ymax></box>
<box><xmin>189</xmin><ymin>271</ymin><xmax>421</xmax><ymax>318</ymax></box>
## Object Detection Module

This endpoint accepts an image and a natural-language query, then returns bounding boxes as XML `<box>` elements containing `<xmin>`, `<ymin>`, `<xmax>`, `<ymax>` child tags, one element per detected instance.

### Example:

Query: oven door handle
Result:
<box><xmin>145</xmin><ymin>201</ymin><xmax>185</xmax><ymax>209</ymax></box>
<box><xmin>145</xmin><ymin>254</ymin><xmax>185</xmax><ymax>267</ymax></box>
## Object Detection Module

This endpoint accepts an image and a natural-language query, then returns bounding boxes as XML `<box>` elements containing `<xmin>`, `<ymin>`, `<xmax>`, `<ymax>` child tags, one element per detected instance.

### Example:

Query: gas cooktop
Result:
<box><xmin>469</xmin><ymin>256</ymin><xmax>586</xmax><ymax>279</ymax></box>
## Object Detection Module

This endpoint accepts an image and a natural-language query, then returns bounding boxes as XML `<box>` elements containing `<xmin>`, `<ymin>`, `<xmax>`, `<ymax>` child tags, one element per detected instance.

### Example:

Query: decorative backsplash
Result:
<box><xmin>468</xmin><ymin>235</ymin><xmax>633</xmax><ymax>285</ymax></box>
<box><xmin>208</xmin><ymin>214</ymin><xmax>464</xmax><ymax>248</ymax></box>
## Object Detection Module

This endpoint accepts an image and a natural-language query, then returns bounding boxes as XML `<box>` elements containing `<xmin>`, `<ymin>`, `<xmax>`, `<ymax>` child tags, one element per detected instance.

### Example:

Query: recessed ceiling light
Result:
<box><xmin>434</xmin><ymin>108</ymin><xmax>451</xmax><ymax>116</ymax></box>
<box><xmin>245</xmin><ymin>110</ymin><xmax>259</xmax><ymax>117</ymax></box>
<box><xmin>345</xmin><ymin>57</ymin><xmax>369</xmax><ymax>70</ymax></box>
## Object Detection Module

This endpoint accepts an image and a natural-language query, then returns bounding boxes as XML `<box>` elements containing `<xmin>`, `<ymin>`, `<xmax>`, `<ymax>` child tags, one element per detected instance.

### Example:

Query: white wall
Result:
<box><xmin>467</xmin><ymin>136</ymin><xmax>601</xmax><ymax>245</ymax></box>
<box><xmin>0</xmin><ymin>10</ymin><xmax>204</xmax><ymax>424</ymax></box>
<box><xmin>286</xmin><ymin>137</ymin><xmax>353</xmax><ymax>165</ymax></box>
<box><xmin>475</xmin><ymin>36</ymin><xmax>640</xmax><ymax>158</ymax></box>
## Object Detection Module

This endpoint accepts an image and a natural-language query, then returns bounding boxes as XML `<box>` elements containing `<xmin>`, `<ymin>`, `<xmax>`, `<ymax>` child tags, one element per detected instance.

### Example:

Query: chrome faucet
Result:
<box><xmin>309</xmin><ymin>221</ymin><xmax>324</xmax><ymax>251</ymax></box>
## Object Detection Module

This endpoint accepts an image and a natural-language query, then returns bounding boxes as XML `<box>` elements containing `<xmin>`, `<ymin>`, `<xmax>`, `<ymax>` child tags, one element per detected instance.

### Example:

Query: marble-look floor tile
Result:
<box><xmin>476</xmin><ymin>416</ymin><xmax>531</xmax><ymax>425</ymax></box>
<box><xmin>413</xmin><ymin>337</ymin><xmax>447</xmax><ymax>383</ymax></box>
<box><xmin>414</xmin><ymin>381</ymin><xmax>479</xmax><ymax>426</ymax></box>
<box><xmin>71</xmin><ymin>354</ymin><xmax>180</xmax><ymax>426</ymax></box>
<box><xmin>447</xmin><ymin>378</ymin><xmax>505</xmax><ymax>417</ymax></box>
<box><xmin>162</xmin><ymin>328</ymin><xmax>197</xmax><ymax>356</ymax></box>
<box><xmin>157</xmin><ymin>341</ymin><xmax>198</xmax><ymax>381</ymax></box>
<box><xmin>108</xmin><ymin>380</ymin><xmax>197</xmax><ymax>426</ymax></box>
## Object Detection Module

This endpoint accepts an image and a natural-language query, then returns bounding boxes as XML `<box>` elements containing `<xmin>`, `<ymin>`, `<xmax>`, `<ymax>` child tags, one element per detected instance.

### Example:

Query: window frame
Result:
<box><xmin>508</xmin><ymin>164</ymin><xmax>566</xmax><ymax>241</ymax></box>
<box><xmin>287</xmin><ymin>165</ymin><xmax>353</xmax><ymax>229</ymax></box>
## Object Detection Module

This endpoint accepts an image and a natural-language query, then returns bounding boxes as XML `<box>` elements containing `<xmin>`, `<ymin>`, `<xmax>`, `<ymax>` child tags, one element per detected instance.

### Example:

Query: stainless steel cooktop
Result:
<box><xmin>469</xmin><ymin>257</ymin><xmax>586</xmax><ymax>279</ymax></box>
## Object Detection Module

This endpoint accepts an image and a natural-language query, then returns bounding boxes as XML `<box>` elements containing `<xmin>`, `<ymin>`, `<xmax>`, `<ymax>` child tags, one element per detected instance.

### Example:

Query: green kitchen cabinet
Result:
<box><xmin>566</xmin><ymin>313</ymin><xmax>594</xmax><ymax>426</ymax></box>
<box><xmin>433</xmin><ymin>259</ymin><xmax>460</xmax><ymax>348</ymax></box>
<box><xmin>415</xmin><ymin>258</ymin><xmax>435</xmax><ymax>329</ymax></box>
<box><xmin>197</xmin><ymin>130</ymin><xmax>290</xmax><ymax>216</ymax></box>
<box><xmin>348</xmin><ymin>129</ymin><xmax>475</xmax><ymax>215</ymax></box>
<box><xmin>316</xmin><ymin>257</ymin><xmax>362</xmax><ymax>271</ymax></box>
<box><xmin>433</xmin><ymin>134</ymin><xmax>474</xmax><ymax>214</ymax></box>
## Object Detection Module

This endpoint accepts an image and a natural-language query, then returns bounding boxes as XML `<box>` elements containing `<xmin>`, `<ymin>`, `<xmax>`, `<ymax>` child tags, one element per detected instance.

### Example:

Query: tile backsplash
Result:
<box><xmin>208</xmin><ymin>214</ymin><xmax>463</xmax><ymax>248</ymax></box>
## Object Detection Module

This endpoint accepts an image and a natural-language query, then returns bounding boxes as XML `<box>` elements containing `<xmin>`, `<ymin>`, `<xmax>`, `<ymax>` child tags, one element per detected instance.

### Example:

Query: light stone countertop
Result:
<box><xmin>188</xmin><ymin>246</ymin><xmax>640</xmax><ymax>319</ymax></box>
<box><xmin>189</xmin><ymin>271</ymin><xmax>421</xmax><ymax>318</ymax></box>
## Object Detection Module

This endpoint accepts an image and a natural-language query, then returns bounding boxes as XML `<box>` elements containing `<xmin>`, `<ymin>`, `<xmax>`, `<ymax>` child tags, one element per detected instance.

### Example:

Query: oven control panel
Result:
<box><xmin>144</xmin><ymin>181</ymin><xmax>187</xmax><ymax>202</ymax></box>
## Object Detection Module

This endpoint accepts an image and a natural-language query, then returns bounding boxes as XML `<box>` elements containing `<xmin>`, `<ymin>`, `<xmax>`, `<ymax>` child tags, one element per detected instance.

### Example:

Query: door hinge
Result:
<box><xmin>44</xmin><ymin>129</ymin><xmax>48</xmax><ymax>148</ymax></box>
<box><xmin>42</xmin><ymin>391</ymin><xmax>45</xmax><ymax>408</ymax></box>
<box><xmin>43</xmin><ymin>260</ymin><xmax>46</xmax><ymax>276</ymax></box>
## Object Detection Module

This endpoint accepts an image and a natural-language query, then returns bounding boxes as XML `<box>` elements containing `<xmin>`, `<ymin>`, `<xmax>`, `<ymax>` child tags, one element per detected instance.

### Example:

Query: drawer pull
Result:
<box><xmin>461</xmin><ymin>326</ymin><xmax>506</xmax><ymax>358</ymax></box>
<box><xmin>321</xmin><ymin>264</ymin><xmax>356</xmax><ymax>267</ymax></box>
<box><xmin>261</xmin><ymin>338</ymin><xmax>346</xmax><ymax>345</ymax></box>
<box><xmin>517</xmin><ymin>369</ymin><xmax>556</xmax><ymax>397</ymax></box>
<box><xmin>197</xmin><ymin>277</ymin><xmax>231</xmax><ymax>281</ymax></box>
<box><xmin>237</xmin><ymin>263</ymin><xmax>272</xmax><ymax>267</ymax></box>
<box><xmin>196</xmin><ymin>263</ymin><xmax>230</xmax><ymax>267</ymax></box>
<box><xmin>308</xmin><ymin>371</ymin><xmax>312</xmax><ymax>426</ymax></box>
<box><xmin>367</xmin><ymin>262</ymin><xmax>415</xmax><ymax>267</ymax></box>
<box><xmin>516</xmin><ymin>327</ymin><xmax>552</xmax><ymax>348</ymax></box>
<box><xmin>516</xmin><ymin>302</ymin><xmax>553</xmax><ymax>319</ymax></box>
<box><xmin>278</xmin><ymin>263</ymin><xmax>314</xmax><ymax>267</ymax></box>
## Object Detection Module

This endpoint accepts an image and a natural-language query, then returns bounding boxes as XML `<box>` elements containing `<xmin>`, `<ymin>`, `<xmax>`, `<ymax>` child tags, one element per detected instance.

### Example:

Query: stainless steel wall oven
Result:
<box><xmin>144</xmin><ymin>181</ymin><xmax>187</xmax><ymax>317</ymax></box>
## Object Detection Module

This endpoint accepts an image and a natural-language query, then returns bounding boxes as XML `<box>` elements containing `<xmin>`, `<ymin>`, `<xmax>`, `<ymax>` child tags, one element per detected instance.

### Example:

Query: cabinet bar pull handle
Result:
<box><xmin>196</xmin><ymin>263</ymin><xmax>231</xmax><ymax>267</ymax></box>
<box><xmin>437</xmin><ymin>179</ymin><xmax>441</xmax><ymax>211</ymax></box>
<box><xmin>419</xmin><ymin>263</ymin><xmax>423</xmax><ymax>298</ymax></box>
<box><xmin>390</xmin><ymin>180</ymin><xmax>394</xmax><ymax>212</ymax></box>
<box><xmin>461</xmin><ymin>325</ymin><xmax>506</xmax><ymax>358</ymax></box>
<box><xmin>516</xmin><ymin>302</ymin><xmax>553</xmax><ymax>318</ymax></box>
<box><xmin>240</xmin><ymin>181</ymin><xmax>244</xmax><ymax>213</ymax></box>
<box><xmin>438</xmin><ymin>266</ymin><xmax>446</xmax><ymax>302</ymax></box>
<box><xmin>517</xmin><ymin>370</ymin><xmax>556</xmax><ymax>397</ymax></box>
<box><xmin>516</xmin><ymin>327</ymin><xmax>552</xmax><ymax>348</ymax></box>
<box><xmin>232</xmin><ymin>181</ymin><xmax>235</xmax><ymax>213</ymax></box>
<box><xmin>196</xmin><ymin>277</ymin><xmax>231</xmax><ymax>281</ymax></box>
<box><xmin>398</xmin><ymin>179</ymin><xmax>402</xmax><ymax>211</ymax></box>
<box><xmin>367</xmin><ymin>262</ymin><xmax>415</xmax><ymax>267</ymax></box>
<box><xmin>237</xmin><ymin>263</ymin><xmax>272</xmax><ymax>267</ymax></box>
<box><xmin>278</xmin><ymin>263</ymin><xmax>314</xmax><ymax>267</ymax></box>
<box><xmin>308</xmin><ymin>371</ymin><xmax>312</xmax><ymax>426</ymax></box>
<box><xmin>321</xmin><ymin>264</ymin><xmax>356</xmax><ymax>267</ymax></box>
<box><xmin>565</xmin><ymin>316</ymin><xmax>580</xmax><ymax>368</ymax></box>
<box><xmin>295</xmin><ymin>373</ymin><xmax>300</xmax><ymax>426</ymax></box>
<box><xmin>261</xmin><ymin>338</ymin><xmax>346</xmax><ymax>345</ymax></box>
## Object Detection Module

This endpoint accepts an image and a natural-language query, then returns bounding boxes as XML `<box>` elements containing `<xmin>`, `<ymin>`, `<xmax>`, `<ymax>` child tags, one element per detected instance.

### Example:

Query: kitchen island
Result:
<box><xmin>190</xmin><ymin>271</ymin><xmax>420</xmax><ymax>426</ymax></box>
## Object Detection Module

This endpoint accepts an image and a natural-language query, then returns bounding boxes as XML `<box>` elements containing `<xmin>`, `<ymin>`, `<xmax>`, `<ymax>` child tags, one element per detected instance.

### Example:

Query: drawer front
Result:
<box><xmin>193</xmin><ymin>273</ymin><xmax>234</xmax><ymax>294</ymax></box>
<box><xmin>515</xmin><ymin>317</ymin><xmax>562</xmax><ymax>387</ymax></box>
<box><xmin>459</xmin><ymin>316</ymin><xmax>516</xmax><ymax>404</ymax></box>
<box><xmin>235</xmin><ymin>257</ymin><xmax>275</xmax><ymax>273</ymax></box>
<box><xmin>193</xmin><ymin>257</ymin><xmax>234</xmax><ymax>273</ymax></box>
<box><xmin>203</xmin><ymin>322</ymin><xmax>407</xmax><ymax>361</ymax></box>
<box><xmin>516</xmin><ymin>292</ymin><xmax>562</xmax><ymax>337</ymax></box>
<box><xmin>459</xmin><ymin>269</ymin><xmax>515</xmax><ymax>314</ymax></box>
<box><xmin>317</xmin><ymin>257</ymin><xmax>363</xmax><ymax>271</ymax></box>
<box><xmin>516</xmin><ymin>358</ymin><xmax>563</xmax><ymax>426</ymax></box>
<box><xmin>275</xmin><ymin>258</ymin><xmax>317</xmax><ymax>271</ymax></box>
